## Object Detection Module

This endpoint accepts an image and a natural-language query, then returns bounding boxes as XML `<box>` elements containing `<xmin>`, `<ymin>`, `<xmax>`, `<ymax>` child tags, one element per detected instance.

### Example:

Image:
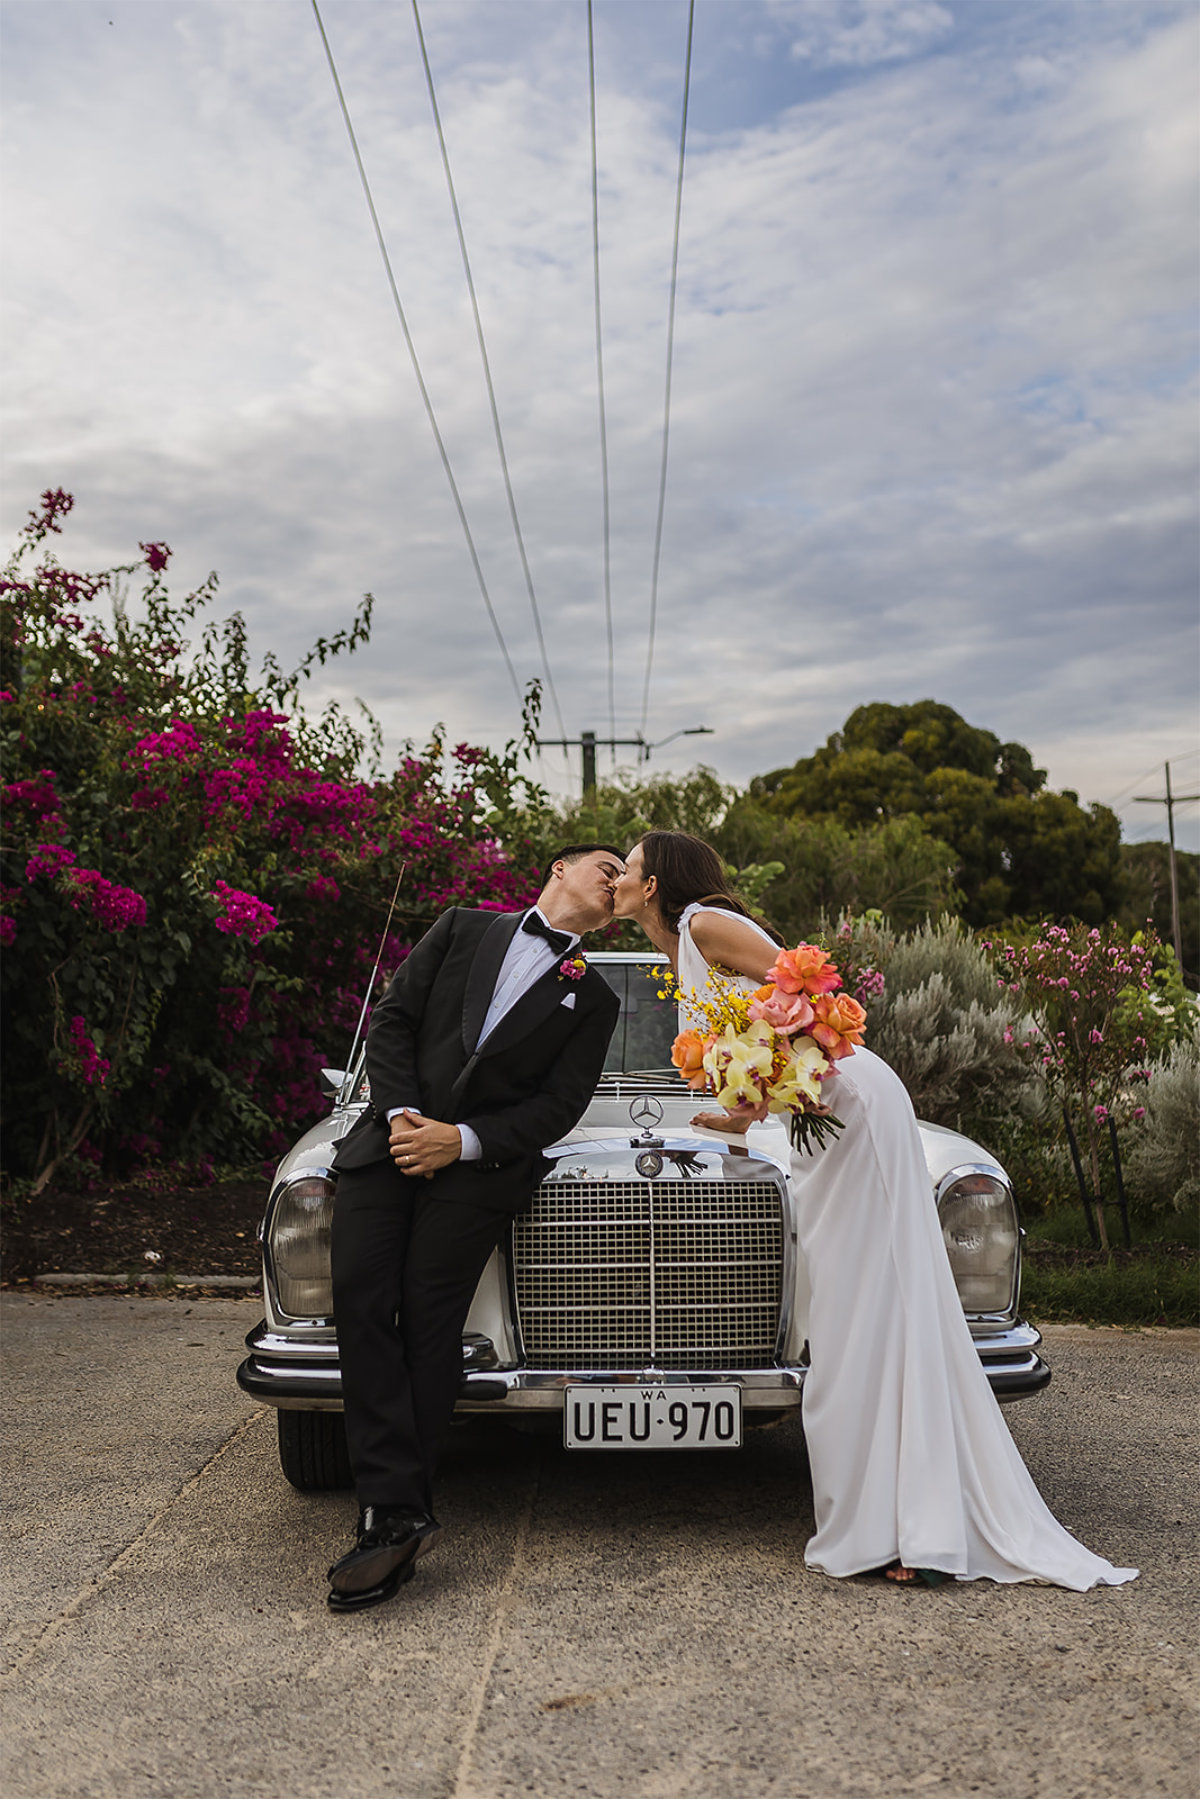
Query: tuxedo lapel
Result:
<box><xmin>475</xmin><ymin>960</ymin><xmax>574</xmax><ymax>1060</ymax></box>
<box><xmin>462</xmin><ymin>911</ymin><xmax>524</xmax><ymax>1054</ymax></box>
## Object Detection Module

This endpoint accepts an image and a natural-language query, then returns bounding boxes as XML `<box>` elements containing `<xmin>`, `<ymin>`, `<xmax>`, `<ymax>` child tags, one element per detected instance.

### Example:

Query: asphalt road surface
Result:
<box><xmin>1</xmin><ymin>1294</ymin><xmax>1195</xmax><ymax>1799</ymax></box>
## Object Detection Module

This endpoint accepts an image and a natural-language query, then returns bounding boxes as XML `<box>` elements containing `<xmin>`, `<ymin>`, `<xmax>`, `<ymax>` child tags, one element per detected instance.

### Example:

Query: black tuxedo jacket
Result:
<box><xmin>332</xmin><ymin>908</ymin><xmax>620</xmax><ymax>1210</ymax></box>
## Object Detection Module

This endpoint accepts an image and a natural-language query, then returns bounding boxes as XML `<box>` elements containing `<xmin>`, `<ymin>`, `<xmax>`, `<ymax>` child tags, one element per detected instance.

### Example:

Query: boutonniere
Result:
<box><xmin>559</xmin><ymin>955</ymin><xmax>586</xmax><ymax>982</ymax></box>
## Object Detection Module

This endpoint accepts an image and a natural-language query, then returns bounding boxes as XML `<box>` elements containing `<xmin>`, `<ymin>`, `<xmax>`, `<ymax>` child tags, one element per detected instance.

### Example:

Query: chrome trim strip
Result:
<box><xmin>240</xmin><ymin>1336</ymin><xmax>1051</xmax><ymax>1412</ymax></box>
<box><xmin>970</xmin><ymin>1321</ymin><xmax>1042</xmax><ymax>1355</ymax></box>
<box><xmin>245</xmin><ymin>1327</ymin><xmax>339</xmax><ymax>1359</ymax></box>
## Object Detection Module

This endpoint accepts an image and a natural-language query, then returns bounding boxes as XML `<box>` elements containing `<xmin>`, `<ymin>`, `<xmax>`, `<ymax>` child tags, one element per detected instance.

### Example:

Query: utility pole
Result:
<box><xmin>537</xmin><ymin>727</ymin><xmax>713</xmax><ymax>802</ymax></box>
<box><xmin>1134</xmin><ymin>761</ymin><xmax>1199</xmax><ymax>970</ymax></box>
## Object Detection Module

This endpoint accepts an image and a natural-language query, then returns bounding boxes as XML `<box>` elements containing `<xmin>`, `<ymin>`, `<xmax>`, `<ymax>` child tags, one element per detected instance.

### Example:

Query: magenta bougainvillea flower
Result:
<box><xmin>25</xmin><ymin>843</ymin><xmax>76</xmax><ymax>882</ymax></box>
<box><xmin>65</xmin><ymin>1015</ymin><xmax>110</xmax><ymax>1088</ymax></box>
<box><xmin>211</xmin><ymin>880</ymin><xmax>278</xmax><ymax>943</ymax></box>
<box><xmin>67</xmin><ymin>869</ymin><xmax>148</xmax><ymax>932</ymax></box>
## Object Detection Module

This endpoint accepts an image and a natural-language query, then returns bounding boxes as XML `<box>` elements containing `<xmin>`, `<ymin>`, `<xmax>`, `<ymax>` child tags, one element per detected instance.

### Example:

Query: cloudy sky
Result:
<box><xmin>3</xmin><ymin>0</ymin><xmax>1197</xmax><ymax>845</ymax></box>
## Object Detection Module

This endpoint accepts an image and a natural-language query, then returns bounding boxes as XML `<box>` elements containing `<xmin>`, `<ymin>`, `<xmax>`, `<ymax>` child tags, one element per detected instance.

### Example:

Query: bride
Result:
<box><xmin>611</xmin><ymin>829</ymin><xmax>1137</xmax><ymax>1592</ymax></box>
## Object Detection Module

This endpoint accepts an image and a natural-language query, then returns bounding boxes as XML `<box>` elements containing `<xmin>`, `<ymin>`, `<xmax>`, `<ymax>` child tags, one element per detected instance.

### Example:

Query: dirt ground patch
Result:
<box><xmin>1</xmin><ymin>1176</ymin><xmax>266</xmax><ymax>1283</ymax></box>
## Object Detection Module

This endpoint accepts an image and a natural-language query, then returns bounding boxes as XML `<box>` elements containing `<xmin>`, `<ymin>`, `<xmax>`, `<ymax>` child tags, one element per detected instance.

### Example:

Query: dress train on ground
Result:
<box><xmin>790</xmin><ymin>1047</ymin><xmax>1137</xmax><ymax>1589</ymax></box>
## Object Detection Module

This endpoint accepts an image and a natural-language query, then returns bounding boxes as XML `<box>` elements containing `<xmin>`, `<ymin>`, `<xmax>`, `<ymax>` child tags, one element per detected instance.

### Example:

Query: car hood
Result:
<box><xmin>267</xmin><ymin>1101</ymin><xmax>1004</xmax><ymax>1200</ymax></box>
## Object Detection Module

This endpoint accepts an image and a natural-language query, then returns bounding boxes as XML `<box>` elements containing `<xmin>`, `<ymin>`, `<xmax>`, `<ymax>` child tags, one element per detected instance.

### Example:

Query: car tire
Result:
<box><xmin>277</xmin><ymin>1409</ymin><xmax>354</xmax><ymax>1491</ymax></box>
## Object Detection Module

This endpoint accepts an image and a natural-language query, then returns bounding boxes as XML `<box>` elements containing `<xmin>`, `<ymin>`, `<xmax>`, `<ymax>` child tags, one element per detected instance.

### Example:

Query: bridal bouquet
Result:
<box><xmin>670</xmin><ymin>943</ymin><xmax>867</xmax><ymax>1153</ymax></box>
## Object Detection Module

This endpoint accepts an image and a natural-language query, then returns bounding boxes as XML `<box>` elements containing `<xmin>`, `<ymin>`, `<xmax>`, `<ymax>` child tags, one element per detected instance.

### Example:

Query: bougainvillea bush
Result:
<box><xmin>1</xmin><ymin>492</ymin><xmax>546</xmax><ymax>1191</ymax></box>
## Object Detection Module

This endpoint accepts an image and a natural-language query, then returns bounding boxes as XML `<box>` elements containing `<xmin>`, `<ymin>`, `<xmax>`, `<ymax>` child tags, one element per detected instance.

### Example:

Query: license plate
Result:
<box><xmin>563</xmin><ymin>1384</ymin><xmax>742</xmax><ymax>1449</ymax></box>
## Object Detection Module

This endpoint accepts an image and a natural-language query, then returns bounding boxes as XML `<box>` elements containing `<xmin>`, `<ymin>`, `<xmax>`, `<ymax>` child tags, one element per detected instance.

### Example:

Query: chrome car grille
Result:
<box><xmin>511</xmin><ymin>1180</ymin><xmax>784</xmax><ymax>1370</ymax></box>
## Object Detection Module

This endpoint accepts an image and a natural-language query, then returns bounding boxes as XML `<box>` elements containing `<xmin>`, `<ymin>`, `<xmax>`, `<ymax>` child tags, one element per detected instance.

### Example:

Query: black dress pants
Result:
<box><xmin>330</xmin><ymin>1159</ymin><xmax>512</xmax><ymax>1511</ymax></box>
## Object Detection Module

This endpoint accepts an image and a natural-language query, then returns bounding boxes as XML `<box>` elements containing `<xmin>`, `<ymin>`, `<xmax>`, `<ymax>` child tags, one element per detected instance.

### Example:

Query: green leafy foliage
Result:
<box><xmin>751</xmin><ymin>699</ymin><xmax>1123</xmax><ymax>927</ymax></box>
<box><xmin>542</xmin><ymin>768</ymin><xmax>962</xmax><ymax>945</ymax></box>
<box><xmin>717</xmin><ymin>805</ymin><xmax>962</xmax><ymax>936</ymax></box>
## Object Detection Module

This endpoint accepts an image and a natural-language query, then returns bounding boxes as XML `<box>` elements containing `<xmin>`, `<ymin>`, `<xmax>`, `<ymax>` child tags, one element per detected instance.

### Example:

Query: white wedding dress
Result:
<box><xmin>676</xmin><ymin>904</ymin><xmax>1137</xmax><ymax>1590</ymax></box>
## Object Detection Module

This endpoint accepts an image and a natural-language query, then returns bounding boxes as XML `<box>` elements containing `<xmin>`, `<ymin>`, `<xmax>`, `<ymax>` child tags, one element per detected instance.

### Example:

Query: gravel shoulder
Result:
<box><xmin>1</xmin><ymin>1297</ymin><xmax>1195</xmax><ymax>1799</ymax></box>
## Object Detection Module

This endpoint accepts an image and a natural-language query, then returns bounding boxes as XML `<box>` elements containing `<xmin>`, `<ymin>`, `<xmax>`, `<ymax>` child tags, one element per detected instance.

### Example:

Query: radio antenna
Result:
<box><xmin>342</xmin><ymin>861</ymin><xmax>407</xmax><ymax>1097</ymax></box>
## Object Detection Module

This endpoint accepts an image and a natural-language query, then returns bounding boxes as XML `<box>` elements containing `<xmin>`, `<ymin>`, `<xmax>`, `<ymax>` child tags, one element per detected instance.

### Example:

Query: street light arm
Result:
<box><xmin>642</xmin><ymin>725</ymin><xmax>714</xmax><ymax>762</ymax></box>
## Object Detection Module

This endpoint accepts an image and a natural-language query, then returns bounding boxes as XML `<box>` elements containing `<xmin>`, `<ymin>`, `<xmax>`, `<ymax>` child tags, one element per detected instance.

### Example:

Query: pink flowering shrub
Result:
<box><xmin>999</xmin><ymin>923</ymin><xmax>1159</xmax><ymax>1248</ymax></box>
<box><xmin>1</xmin><ymin>492</ymin><xmax>548</xmax><ymax>1191</ymax></box>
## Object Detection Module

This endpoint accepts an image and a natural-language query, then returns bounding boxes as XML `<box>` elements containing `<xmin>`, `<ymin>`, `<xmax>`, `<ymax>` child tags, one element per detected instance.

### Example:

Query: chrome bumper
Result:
<box><xmin>237</xmin><ymin>1320</ymin><xmax>1050</xmax><ymax>1412</ymax></box>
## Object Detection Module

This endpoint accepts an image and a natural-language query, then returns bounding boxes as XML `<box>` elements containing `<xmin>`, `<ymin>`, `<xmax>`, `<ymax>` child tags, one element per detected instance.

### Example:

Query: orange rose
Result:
<box><xmin>671</xmin><ymin>1028</ymin><xmax>712</xmax><ymax>1091</ymax></box>
<box><xmin>768</xmin><ymin>943</ymin><xmax>842</xmax><ymax>997</ymax></box>
<box><xmin>809</xmin><ymin>991</ymin><xmax>867</xmax><ymax>1059</ymax></box>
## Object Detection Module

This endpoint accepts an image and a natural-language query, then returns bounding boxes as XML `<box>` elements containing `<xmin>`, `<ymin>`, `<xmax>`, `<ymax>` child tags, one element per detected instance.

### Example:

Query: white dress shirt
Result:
<box><xmin>389</xmin><ymin>907</ymin><xmax>580</xmax><ymax>1162</ymax></box>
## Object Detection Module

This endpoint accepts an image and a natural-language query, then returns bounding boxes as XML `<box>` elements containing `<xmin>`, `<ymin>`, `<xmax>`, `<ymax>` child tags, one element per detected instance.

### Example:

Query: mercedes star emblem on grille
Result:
<box><xmin>629</xmin><ymin>1095</ymin><xmax>665</xmax><ymax>1128</ymax></box>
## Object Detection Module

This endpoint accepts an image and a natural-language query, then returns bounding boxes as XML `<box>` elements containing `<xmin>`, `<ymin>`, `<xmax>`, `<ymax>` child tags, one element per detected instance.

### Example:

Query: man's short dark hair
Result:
<box><xmin>539</xmin><ymin>843</ymin><xmax>625</xmax><ymax>888</ymax></box>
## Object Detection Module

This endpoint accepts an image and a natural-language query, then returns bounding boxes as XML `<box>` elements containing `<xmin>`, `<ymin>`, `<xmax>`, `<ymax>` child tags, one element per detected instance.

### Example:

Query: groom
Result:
<box><xmin>326</xmin><ymin>844</ymin><xmax>624</xmax><ymax>1611</ymax></box>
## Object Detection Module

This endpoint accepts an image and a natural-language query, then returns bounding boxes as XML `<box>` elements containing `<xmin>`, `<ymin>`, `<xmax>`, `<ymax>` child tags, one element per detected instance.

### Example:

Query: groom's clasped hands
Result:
<box><xmin>388</xmin><ymin>1107</ymin><xmax>462</xmax><ymax>1178</ymax></box>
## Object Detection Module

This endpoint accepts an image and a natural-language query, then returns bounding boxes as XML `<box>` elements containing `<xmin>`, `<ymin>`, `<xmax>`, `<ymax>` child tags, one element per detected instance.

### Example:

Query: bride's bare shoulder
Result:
<box><xmin>688</xmin><ymin>909</ymin><xmax>776</xmax><ymax>981</ymax></box>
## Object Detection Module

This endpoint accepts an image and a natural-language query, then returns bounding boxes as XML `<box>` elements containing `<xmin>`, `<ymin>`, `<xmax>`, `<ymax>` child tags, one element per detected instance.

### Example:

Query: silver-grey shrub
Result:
<box><xmin>1121</xmin><ymin>1038</ymin><xmax>1200</xmax><ymax>1215</ymax></box>
<box><xmin>844</xmin><ymin>916</ymin><xmax>1036</xmax><ymax>1131</ymax></box>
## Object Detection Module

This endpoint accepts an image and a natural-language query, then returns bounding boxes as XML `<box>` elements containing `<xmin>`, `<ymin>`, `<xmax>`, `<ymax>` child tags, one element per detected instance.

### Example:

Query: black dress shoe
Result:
<box><xmin>326</xmin><ymin>1507</ymin><xmax>442</xmax><ymax>1613</ymax></box>
<box><xmin>327</xmin><ymin>1557</ymin><xmax>416</xmax><ymax>1613</ymax></box>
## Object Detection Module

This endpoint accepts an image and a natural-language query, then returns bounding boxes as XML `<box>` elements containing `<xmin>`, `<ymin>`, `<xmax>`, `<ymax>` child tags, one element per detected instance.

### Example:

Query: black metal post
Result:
<box><xmin>1061</xmin><ymin>1106</ymin><xmax>1100</xmax><ymax>1246</ymax></box>
<box><xmin>1107</xmin><ymin>1115</ymin><xmax>1132</xmax><ymax>1248</ymax></box>
<box><xmin>581</xmin><ymin>730</ymin><xmax>597</xmax><ymax>802</ymax></box>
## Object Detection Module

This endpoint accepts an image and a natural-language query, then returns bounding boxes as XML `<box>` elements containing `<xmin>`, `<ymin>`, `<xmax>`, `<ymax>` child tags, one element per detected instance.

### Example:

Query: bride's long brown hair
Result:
<box><xmin>635</xmin><ymin>831</ymin><xmax>783</xmax><ymax>943</ymax></box>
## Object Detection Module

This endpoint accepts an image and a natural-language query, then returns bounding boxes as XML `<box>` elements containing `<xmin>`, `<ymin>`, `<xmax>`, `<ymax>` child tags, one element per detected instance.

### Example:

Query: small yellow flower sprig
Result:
<box><xmin>648</xmin><ymin>963</ymin><xmax>677</xmax><ymax>1002</ymax></box>
<box><xmin>676</xmin><ymin>965</ymin><xmax>756</xmax><ymax>1039</ymax></box>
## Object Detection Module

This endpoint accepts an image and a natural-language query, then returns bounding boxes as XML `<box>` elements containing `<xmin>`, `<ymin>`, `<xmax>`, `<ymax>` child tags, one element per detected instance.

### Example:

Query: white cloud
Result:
<box><xmin>770</xmin><ymin>0</ymin><xmax>955</xmax><ymax>68</ymax></box>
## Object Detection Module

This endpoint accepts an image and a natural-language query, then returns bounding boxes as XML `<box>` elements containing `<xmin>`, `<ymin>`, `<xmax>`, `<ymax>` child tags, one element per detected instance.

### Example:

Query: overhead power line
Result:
<box><xmin>310</xmin><ymin>0</ymin><xmax>523</xmax><ymax>708</ymax></box>
<box><xmin>1102</xmin><ymin>748</ymin><xmax>1200</xmax><ymax>812</ymax></box>
<box><xmin>410</xmin><ymin>0</ymin><xmax>567</xmax><ymax>741</ymax></box>
<box><xmin>586</xmin><ymin>0</ymin><xmax>615</xmax><ymax>749</ymax></box>
<box><xmin>640</xmin><ymin>0</ymin><xmax>696</xmax><ymax>736</ymax></box>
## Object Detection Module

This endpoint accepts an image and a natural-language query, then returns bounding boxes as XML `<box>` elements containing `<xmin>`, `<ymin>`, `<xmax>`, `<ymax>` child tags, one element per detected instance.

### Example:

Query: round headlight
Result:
<box><xmin>937</xmin><ymin>1171</ymin><xmax>1018</xmax><ymax>1317</ymax></box>
<box><xmin>270</xmin><ymin>1173</ymin><xmax>335</xmax><ymax>1319</ymax></box>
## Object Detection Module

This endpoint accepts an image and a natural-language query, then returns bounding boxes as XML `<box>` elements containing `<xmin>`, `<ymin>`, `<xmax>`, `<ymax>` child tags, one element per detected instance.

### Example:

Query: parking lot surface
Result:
<box><xmin>1</xmin><ymin>1293</ymin><xmax>1195</xmax><ymax>1799</ymax></box>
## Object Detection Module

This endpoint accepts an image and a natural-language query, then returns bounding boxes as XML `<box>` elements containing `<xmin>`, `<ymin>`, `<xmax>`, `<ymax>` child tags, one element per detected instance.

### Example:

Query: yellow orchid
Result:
<box><xmin>766</xmin><ymin>1036</ymin><xmax>828</xmax><ymax>1111</ymax></box>
<box><xmin>704</xmin><ymin>1019</ymin><xmax>776</xmax><ymax>1109</ymax></box>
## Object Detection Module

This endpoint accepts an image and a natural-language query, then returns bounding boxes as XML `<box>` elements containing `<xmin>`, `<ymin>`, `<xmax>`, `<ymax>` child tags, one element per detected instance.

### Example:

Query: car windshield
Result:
<box><xmin>591</xmin><ymin>961</ymin><xmax>677</xmax><ymax>1074</ymax></box>
<box><xmin>342</xmin><ymin>958</ymin><xmax>678</xmax><ymax>1101</ymax></box>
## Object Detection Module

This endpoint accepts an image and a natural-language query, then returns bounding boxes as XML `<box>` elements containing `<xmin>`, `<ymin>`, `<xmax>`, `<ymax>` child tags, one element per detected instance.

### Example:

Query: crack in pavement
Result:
<box><xmin>0</xmin><ymin>1406</ymin><xmax>268</xmax><ymax>1685</ymax></box>
<box><xmin>451</xmin><ymin>1444</ymin><xmax>543</xmax><ymax>1799</ymax></box>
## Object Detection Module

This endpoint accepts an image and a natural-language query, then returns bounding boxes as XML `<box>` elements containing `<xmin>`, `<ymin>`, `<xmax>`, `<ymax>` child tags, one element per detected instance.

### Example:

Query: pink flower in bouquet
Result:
<box><xmin>671</xmin><ymin>1028</ymin><xmax>712</xmax><ymax>1091</ymax></box>
<box><xmin>768</xmin><ymin>943</ymin><xmax>841</xmax><ymax>997</ymax></box>
<box><xmin>808</xmin><ymin>991</ymin><xmax>867</xmax><ymax>1060</ymax></box>
<box><xmin>748</xmin><ymin>984</ymin><xmax>815</xmax><ymax>1036</ymax></box>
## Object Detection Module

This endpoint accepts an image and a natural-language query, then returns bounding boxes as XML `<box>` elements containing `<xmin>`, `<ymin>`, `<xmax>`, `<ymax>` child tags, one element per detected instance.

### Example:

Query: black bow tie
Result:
<box><xmin>522</xmin><ymin>913</ymin><xmax>574</xmax><ymax>958</ymax></box>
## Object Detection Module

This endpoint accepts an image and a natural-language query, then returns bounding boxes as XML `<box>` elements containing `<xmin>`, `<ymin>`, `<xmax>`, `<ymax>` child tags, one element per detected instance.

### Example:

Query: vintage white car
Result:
<box><xmin>238</xmin><ymin>952</ymin><xmax>1050</xmax><ymax>1489</ymax></box>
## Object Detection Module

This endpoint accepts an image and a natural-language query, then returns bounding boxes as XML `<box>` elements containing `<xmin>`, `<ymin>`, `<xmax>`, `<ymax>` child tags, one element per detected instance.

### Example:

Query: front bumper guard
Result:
<box><xmin>237</xmin><ymin>1320</ymin><xmax>1051</xmax><ymax>1412</ymax></box>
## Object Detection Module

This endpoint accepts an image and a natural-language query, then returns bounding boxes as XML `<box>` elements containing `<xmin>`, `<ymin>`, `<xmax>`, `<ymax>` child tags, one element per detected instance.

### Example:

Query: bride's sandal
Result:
<box><xmin>884</xmin><ymin>1563</ymin><xmax>949</xmax><ymax>1588</ymax></box>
